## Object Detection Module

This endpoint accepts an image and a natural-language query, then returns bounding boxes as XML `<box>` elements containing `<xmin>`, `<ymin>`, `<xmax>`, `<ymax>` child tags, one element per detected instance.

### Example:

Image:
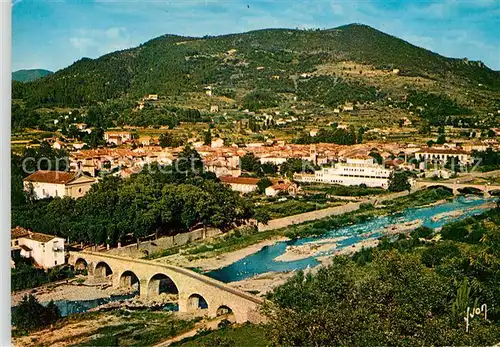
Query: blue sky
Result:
<box><xmin>12</xmin><ymin>0</ymin><xmax>500</xmax><ymax>72</ymax></box>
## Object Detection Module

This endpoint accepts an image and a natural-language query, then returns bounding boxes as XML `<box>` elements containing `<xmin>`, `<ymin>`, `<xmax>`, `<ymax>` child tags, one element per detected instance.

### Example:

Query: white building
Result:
<box><xmin>11</xmin><ymin>227</ymin><xmax>65</xmax><ymax>269</ymax></box>
<box><xmin>24</xmin><ymin>170</ymin><xmax>96</xmax><ymax>200</ymax></box>
<box><xmin>294</xmin><ymin>157</ymin><xmax>392</xmax><ymax>189</ymax></box>
<box><xmin>265</xmin><ymin>181</ymin><xmax>299</xmax><ymax>197</ymax></box>
<box><xmin>211</xmin><ymin>138</ymin><xmax>224</xmax><ymax>148</ymax></box>
<box><xmin>219</xmin><ymin>176</ymin><xmax>259</xmax><ymax>194</ymax></box>
<box><xmin>104</xmin><ymin>131</ymin><xmax>132</xmax><ymax>145</ymax></box>
<box><xmin>415</xmin><ymin>148</ymin><xmax>472</xmax><ymax>165</ymax></box>
<box><xmin>52</xmin><ymin>140</ymin><xmax>64</xmax><ymax>150</ymax></box>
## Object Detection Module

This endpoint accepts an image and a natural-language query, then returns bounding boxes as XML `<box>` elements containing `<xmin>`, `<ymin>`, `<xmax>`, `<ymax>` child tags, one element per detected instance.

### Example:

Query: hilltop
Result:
<box><xmin>12</xmin><ymin>69</ymin><xmax>53</xmax><ymax>83</ymax></box>
<box><xmin>11</xmin><ymin>24</ymin><xmax>500</xmax><ymax>132</ymax></box>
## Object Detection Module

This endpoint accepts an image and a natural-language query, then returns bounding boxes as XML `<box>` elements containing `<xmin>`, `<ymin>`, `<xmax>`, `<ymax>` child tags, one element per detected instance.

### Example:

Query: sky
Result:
<box><xmin>12</xmin><ymin>0</ymin><xmax>500</xmax><ymax>72</ymax></box>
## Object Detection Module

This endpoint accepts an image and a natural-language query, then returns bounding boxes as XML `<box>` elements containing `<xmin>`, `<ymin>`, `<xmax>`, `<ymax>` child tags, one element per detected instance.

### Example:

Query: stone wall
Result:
<box><xmin>258</xmin><ymin>191</ymin><xmax>410</xmax><ymax>232</ymax></box>
<box><xmin>105</xmin><ymin>227</ymin><xmax>222</xmax><ymax>258</ymax></box>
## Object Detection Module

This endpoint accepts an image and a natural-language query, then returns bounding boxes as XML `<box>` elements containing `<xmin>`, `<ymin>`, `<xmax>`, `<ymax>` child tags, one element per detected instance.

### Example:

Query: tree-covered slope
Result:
<box><xmin>14</xmin><ymin>24</ymin><xmax>500</xmax><ymax>107</ymax></box>
<box><xmin>12</xmin><ymin>69</ymin><xmax>53</xmax><ymax>83</ymax></box>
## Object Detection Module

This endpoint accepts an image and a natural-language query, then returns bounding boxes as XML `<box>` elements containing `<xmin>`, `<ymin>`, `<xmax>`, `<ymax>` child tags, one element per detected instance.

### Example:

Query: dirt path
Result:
<box><xmin>154</xmin><ymin>316</ymin><xmax>228</xmax><ymax>347</ymax></box>
<box><xmin>12</xmin><ymin>314</ymin><xmax>121</xmax><ymax>347</ymax></box>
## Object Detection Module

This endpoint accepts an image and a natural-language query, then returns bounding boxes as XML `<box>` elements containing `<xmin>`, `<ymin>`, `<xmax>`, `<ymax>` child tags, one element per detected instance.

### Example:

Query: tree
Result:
<box><xmin>436</xmin><ymin>134</ymin><xmax>446</xmax><ymax>145</ymax></box>
<box><xmin>369</xmin><ymin>151</ymin><xmax>383</xmax><ymax>165</ymax></box>
<box><xmin>388</xmin><ymin>171</ymin><xmax>411</xmax><ymax>192</ymax></box>
<box><xmin>204</xmin><ymin>128</ymin><xmax>212</xmax><ymax>146</ymax></box>
<box><xmin>12</xmin><ymin>295</ymin><xmax>60</xmax><ymax>332</ymax></box>
<box><xmin>257</xmin><ymin>178</ymin><xmax>273</xmax><ymax>193</ymax></box>
<box><xmin>240</xmin><ymin>153</ymin><xmax>260</xmax><ymax>172</ymax></box>
<box><xmin>280</xmin><ymin>158</ymin><xmax>315</xmax><ymax>178</ymax></box>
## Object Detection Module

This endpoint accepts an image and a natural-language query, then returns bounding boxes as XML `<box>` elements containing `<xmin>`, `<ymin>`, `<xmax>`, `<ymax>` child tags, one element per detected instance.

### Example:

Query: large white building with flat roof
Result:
<box><xmin>294</xmin><ymin>157</ymin><xmax>392</xmax><ymax>189</ymax></box>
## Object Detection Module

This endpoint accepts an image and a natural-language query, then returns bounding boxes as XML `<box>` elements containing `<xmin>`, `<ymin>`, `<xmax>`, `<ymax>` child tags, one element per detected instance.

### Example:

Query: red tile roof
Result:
<box><xmin>11</xmin><ymin>226</ymin><xmax>30</xmax><ymax>239</ymax></box>
<box><xmin>416</xmin><ymin>148</ymin><xmax>471</xmax><ymax>155</ymax></box>
<box><xmin>24</xmin><ymin>170</ymin><xmax>77</xmax><ymax>184</ymax></box>
<box><xmin>11</xmin><ymin>227</ymin><xmax>57</xmax><ymax>242</ymax></box>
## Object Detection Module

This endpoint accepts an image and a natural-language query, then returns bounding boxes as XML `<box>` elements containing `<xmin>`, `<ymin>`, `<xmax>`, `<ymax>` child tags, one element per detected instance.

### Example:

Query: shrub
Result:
<box><xmin>421</xmin><ymin>243</ymin><xmax>461</xmax><ymax>268</ymax></box>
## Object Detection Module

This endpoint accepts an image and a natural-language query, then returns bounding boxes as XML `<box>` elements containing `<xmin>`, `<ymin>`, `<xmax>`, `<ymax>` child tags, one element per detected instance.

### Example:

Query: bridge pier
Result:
<box><xmin>178</xmin><ymin>295</ymin><xmax>189</xmax><ymax>313</ymax></box>
<box><xmin>68</xmin><ymin>251</ymin><xmax>265</xmax><ymax>324</ymax></box>
<box><xmin>139</xmin><ymin>279</ymin><xmax>149</xmax><ymax>298</ymax></box>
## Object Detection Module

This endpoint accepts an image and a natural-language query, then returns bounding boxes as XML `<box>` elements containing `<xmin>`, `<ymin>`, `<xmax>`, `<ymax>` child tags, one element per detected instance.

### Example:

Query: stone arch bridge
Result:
<box><xmin>415</xmin><ymin>181</ymin><xmax>500</xmax><ymax>196</ymax></box>
<box><xmin>68</xmin><ymin>251</ymin><xmax>263</xmax><ymax>323</ymax></box>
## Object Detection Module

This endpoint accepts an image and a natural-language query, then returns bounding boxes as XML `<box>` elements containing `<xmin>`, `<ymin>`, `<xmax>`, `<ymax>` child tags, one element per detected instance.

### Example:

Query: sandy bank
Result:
<box><xmin>317</xmin><ymin>238</ymin><xmax>380</xmax><ymax>266</ymax></box>
<box><xmin>156</xmin><ymin>236</ymin><xmax>290</xmax><ymax>271</ymax></box>
<box><xmin>229</xmin><ymin>271</ymin><xmax>297</xmax><ymax>296</ymax></box>
<box><xmin>11</xmin><ymin>281</ymin><xmax>123</xmax><ymax>306</ymax></box>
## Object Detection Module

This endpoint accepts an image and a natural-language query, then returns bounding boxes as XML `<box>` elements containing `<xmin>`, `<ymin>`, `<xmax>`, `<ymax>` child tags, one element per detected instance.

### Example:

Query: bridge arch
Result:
<box><xmin>148</xmin><ymin>273</ymin><xmax>179</xmax><ymax>298</ymax></box>
<box><xmin>457</xmin><ymin>186</ymin><xmax>484</xmax><ymax>195</ymax></box>
<box><xmin>119</xmin><ymin>270</ymin><xmax>140</xmax><ymax>293</ymax></box>
<box><xmin>94</xmin><ymin>261</ymin><xmax>113</xmax><ymax>279</ymax></box>
<box><xmin>216</xmin><ymin>305</ymin><xmax>236</xmax><ymax>321</ymax></box>
<box><xmin>187</xmin><ymin>293</ymin><xmax>209</xmax><ymax>311</ymax></box>
<box><xmin>489</xmin><ymin>189</ymin><xmax>500</xmax><ymax>196</ymax></box>
<box><xmin>425</xmin><ymin>185</ymin><xmax>454</xmax><ymax>194</ymax></box>
<box><xmin>74</xmin><ymin>258</ymin><xmax>88</xmax><ymax>271</ymax></box>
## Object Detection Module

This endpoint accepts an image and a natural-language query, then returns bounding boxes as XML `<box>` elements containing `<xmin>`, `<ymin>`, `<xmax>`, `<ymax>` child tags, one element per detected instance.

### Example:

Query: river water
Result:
<box><xmin>26</xmin><ymin>195</ymin><xmax>494</xmax><ymax>317</ymax></box>
<box><xmin>206</xmin><ymin>195</ymin><xmax>495</xmax><ymax>283</ymax></box>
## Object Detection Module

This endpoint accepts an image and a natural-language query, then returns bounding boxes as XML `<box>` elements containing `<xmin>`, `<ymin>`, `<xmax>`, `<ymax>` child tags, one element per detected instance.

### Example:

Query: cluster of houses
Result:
<box><xmin>23</xmin><ymin>120</ymin><xmax>500</xmax><ymax>203</ymax></box>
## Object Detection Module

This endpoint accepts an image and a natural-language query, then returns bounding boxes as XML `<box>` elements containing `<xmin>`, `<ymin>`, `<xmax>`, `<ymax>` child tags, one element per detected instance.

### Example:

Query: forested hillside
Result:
<box><xmin>12</xmin><ymin>69</ymin><xmax>53</xmax><ymax>83</ymax></box>
<box><xmin>13</xmin><ymin>24</ymin><xmax>500</xmax><ymax>109</ymax></box>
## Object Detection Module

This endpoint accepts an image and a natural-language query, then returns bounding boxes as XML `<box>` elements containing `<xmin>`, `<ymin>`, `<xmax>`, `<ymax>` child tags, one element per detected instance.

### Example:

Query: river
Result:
<box><xmin>206</xmin><ymin>195</ymin><xmax>495</xmax><ymax>282</ymax></box>
<box><xmin>25</xmin><ymin>195</ymin><xmax>494</xmax><ymax>317</ymax></box>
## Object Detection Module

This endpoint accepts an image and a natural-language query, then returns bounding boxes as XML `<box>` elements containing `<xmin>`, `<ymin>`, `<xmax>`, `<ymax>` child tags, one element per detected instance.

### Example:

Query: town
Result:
<box><xmin>8</xmin><ymin>4</ymin><xmax>500</xmax><ymax>346</ymax></box>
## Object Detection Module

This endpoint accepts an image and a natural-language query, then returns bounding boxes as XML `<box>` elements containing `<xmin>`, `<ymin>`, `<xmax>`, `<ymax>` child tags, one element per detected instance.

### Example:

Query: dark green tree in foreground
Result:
<box><xmin>13</xmin><ymin>295</ymin><xmax>61</xmax><ymax>332</ymax></box>
<box><xmin>388</xmin><ymin>171</ymin><xmax>411</xmax><ymax>192</ymax></box>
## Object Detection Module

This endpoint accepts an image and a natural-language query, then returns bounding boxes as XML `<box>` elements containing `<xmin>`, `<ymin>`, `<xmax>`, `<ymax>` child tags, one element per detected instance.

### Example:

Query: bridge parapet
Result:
<box><xmin>68</xmin><ymin>251</ymin><xmax>264</xmax><ymax>323</ymax></box>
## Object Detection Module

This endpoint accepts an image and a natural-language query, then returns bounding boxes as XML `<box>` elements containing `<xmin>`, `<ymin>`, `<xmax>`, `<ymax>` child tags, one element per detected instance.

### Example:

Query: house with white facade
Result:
<box><xmin>24</xmin><ymin>170</ymin><xmax>96</xmax><ymax>199</ymax></box>
<box><xmin>11</xmin><ymin>227</ymin><xmax>65</xmax><ymax>269</ymax></box>
<box><xmin>415</xmin><ymin>148</ymin><xmax>472</xmax><ymax>165</ymax></box>
<box><xmin>104</xmin><ymin>131</ymin><xmax>132</xmax><ymax>145</ymax></box>
<box><xmin>219</xmin><ymin>176</ymin><xmax>260</xmax><ymax>194</ymax></box>
<box><xmin>211</xmin><ymin>138</ymin><xmax>224</xmax><ymax>148</ymax></box>
<box><xmin>294</xmin><ymin>157</ymin><xmax>393</xmax><ymax>189</ymax></box>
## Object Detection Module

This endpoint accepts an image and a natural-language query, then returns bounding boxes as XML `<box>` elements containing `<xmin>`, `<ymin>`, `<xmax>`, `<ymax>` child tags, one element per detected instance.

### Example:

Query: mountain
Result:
<box><xmin>13</xmin><ymin>24</ymin><xmax>500</xmax><ymax>110</ymax></box>
<box><xmin>12</xmin><ymin>69</ymin><xmax>53</xmax><ymax>83</ymax></box>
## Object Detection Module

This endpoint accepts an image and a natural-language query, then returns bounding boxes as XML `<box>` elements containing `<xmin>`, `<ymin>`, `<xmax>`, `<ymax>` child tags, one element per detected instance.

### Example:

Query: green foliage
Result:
<box><xmin>404</xmin><ymin>90</ymin><xmax>472</xmax><ymax>126</ymax></box>
<box><xmin>294</xmin><ymin>127</ymin><xmax>357</xmax><ymax>145</ymax></box>
<box><xmin>13</xmin><ymin>24</ymin><xmax>498</xmax><ymax>114</ymax></box>
<box><xmin>451</xmin><ymin>278</ymin><xmax>471</xmax><ymax>320</ymax></box>
<box><xmin>171</xmin><ymin>323</ymin><xmax>266</xmax><ymax>347</ymax></box>
<box><xmin>257</xmin><ymin>178</ymin><xmax>273</xmax><ymax>193</ymax></box>
<box><xmin>12</xmin><ymin>69</ymin><xmax>53</xmax><ymax>83</ymax></box>
<box><xmin>369</xmin><ymin>151</ymin><xmax>383</xmax><ymax>164</ymax></box>
<box><xmin>388</xmin><ymin>171</ymin><xmax>411</xmax><ymax>192</ymax></box>
<box><xmin>242</xmin><ymin>90</ymin><xmax>278</xmax><ymax>111</ymax></box>
<box><xmin>410</xmin><ymin>226</ymin><xmax>434</xmax><ymax>240</ymax></box>
<box><xmin>159</xmin><ymin>133</ymin><xmax>184</xmax><ymax>148</ymax></box>
<box><xmin>473</xmin><ymin>148</ymin><xmax>500</xmax><ymax>171</ymax></box>
<box><xmin>240</xmin><ymin>153</ymin><xmax>260</xmax><ymax>172</ymax></box>
<box><xmin>265</xmin><ymin>208</ymin><xmax>500</xmax><ymax>346</ymax></box>
<box><xmin>12</xmin><ymin>295</ymin><xmax>61</xmax><ymax>333</ymax></box>
<box><xmin>298</xmin><ymin>76</ymin><xmax>383</xmax><ymax>106</ymax></box>
<box><xmin>279</xmin><ymin>158</ymin><xmax>315</xmax><ymax>178</ymax></box>
<box><xmin>421</xmin><ymin>242</ymin><xmax>461</xmax><ymax>267</ymax></box>
<box><xmin>12</xmin><ymin>148</ymin><xmax>257</xmax><ymax>245</ymax></box>
<box><xmin>302</xmin><ymin>183</ymin><xmax>387</xmax><ymax>197</ymax></box>
<box><xmin>11</xmin><ymin>258</ymin><xmax>74</xmax><ymax>291</ymax></box>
